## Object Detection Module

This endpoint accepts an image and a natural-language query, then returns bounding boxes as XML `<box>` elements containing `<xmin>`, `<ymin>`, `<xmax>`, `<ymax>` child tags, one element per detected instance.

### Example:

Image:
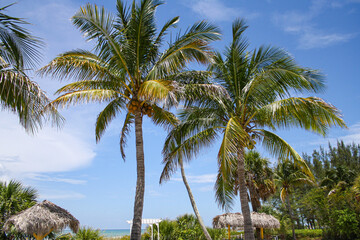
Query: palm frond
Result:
<box><xmin>215</xmin><ymin>170</ymin><xmax>236</xmax><ymax>211</ymax></box>
<box><xmin>218</xmin><ymin>117</ymin><xmax>248</xmax><ymax>178</ymax></box>
<box><xmin>138</xmin><ymin>80</ymin><xmax>174</xmax><ymax>101</ymax></box>
<box><xmin>119</xmin><ymin>112</ymin><xmax>134</xmax><ymax>160</ymax></box>
<box><xmin>256</xmin><ymin>97</ymin><xmax>347</xmax><ymax>135</ymax></box>
<box><xmin>0</xmin><ymin>68</ymin><xmax>63</xmax><ymax>133</ymax></box>
<box><xmin>52</xmin><ymin>89</ymin><xmax>120</xmax><ymax>108</ymax></box>
<box><xmin>0</xmin><ymin>5</ymin><xmax>43</xmax><ymax>68</ymax></box>
<box><xmin>259</xmin><ymin>129</ymin><xmax>314</xmax><ymax>179</ymax></box>
<box><xmin>38</xmin><ymin>50</ymin><xmax>117</xmax><ymax>82</ymax></box>
<box><xmin>151</xmin><ymin>105</ymin><xmax>179</xmax><ymax>130</ymax></box>
<box><xmin>95</xmin><ymin>98</ymin><xmax>125</xmax><ymax>142</ymax></box>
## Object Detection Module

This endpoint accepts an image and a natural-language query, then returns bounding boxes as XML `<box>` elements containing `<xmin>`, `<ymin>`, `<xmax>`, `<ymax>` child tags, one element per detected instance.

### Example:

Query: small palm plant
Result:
<box><xmin>73</xmin><ymin>227</ymin><xmax>104</xmax><ymax>240</ymax></box>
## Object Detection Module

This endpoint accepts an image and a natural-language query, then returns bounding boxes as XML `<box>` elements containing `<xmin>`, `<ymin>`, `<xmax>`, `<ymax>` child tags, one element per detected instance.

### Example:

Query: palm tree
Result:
<box><xmin>160</xmin><ymin>132</ymin><xmax>212</xmax><ymax>240</ymax></box>
<box><xmin>274</xmin><ymin>160</ymin><xmax>314</xmax><ymax>240</ymax></box>
<box><xmin>0</xmin><ymin>180</ymin><xmax>38</xmax><ymax>239</ymax></box>
<box><xmin>39</xmin><ymin>1</ymin><xmax>220</xmax><ymax>239</ymax></box>
<box><xmin>0</xmin><ymin>3</ymin><xmax>62</xmax><ymax>133</ymax></box>
<box><xmin>162</xmin><ymin>19</ymin><xmax>346</xmax><ymax>240</ymax></box>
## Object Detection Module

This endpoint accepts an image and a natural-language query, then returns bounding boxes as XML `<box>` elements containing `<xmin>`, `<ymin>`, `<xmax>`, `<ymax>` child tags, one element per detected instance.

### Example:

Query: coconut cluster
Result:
<box><xmin>127</xmin><ymin>100</ymin><xmax>154</xmax><ymax>117</ymax></box>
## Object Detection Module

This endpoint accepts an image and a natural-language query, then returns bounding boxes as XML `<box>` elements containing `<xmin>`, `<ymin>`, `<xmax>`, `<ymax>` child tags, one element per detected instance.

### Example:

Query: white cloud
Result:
<box><xmin>273</xmin><ymin>0</ymin><xmax>355</xmax><ymax>49</ymax></box>
<box><xmin>173</xmin><ymin>173</ymin><xmax>216</xmax><ymax>184</ymax></box>
<box><xmin>0</xmin><ymin>112</ymin><xmax>96</xmax><ymax>181</ymax></box>
<box><xmin>188</xmin><ymin>0</ymin><xmax>258</xmax><ymax>22</ymax></box>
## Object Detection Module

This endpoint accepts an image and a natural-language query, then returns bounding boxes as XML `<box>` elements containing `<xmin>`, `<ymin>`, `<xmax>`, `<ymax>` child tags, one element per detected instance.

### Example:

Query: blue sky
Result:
<box><xmin>0</xmin><ymin>0</ymin><xmax>359</xmax><ymax>230</ymax></box>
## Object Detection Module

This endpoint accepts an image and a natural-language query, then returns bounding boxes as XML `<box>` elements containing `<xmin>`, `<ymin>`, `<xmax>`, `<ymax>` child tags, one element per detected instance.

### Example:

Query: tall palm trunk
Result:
<box><xmin>179</xmin><ymin>158</ymin><xmax>212</xmax><ymax>240</ymax></box>
<box><xmin>238</xmin><ymin>148</ymin><xmax>255</xmax><ymax>240</ymax></box>
<box><xmin>247</xmin><ymin>177</ymin><xmax>261</xmax><ymax>239</ymax></box>
<box><xmin>131</xmin><ymin>111</ymin><xmax>145</xmax><ymax>240</ymax></box>
<box><xmin>286</xmin><ymin>195</ymin><xmax>296</xmax><ymax>240</ymax></box>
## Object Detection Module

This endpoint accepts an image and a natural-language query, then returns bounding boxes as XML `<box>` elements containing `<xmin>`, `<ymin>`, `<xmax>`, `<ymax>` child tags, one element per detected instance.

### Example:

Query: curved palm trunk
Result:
<box><xmin>238</xmin><ymin>148</ymin><xmax>255</xmax><ymax>240</ymax></box>
<box><xmin>286</xmin><ymin>195</ymin><xmax>296</xmax><ymax>240</ymax></box>
<box><xmin>179</xmin><ymin>159</ymin><xmax>212</xmax><ymax>240</ymax></box>
<box><xmin>130</xmin><ymin>111</ymin><xmax>145</xmax><ymax>240</ymax></box>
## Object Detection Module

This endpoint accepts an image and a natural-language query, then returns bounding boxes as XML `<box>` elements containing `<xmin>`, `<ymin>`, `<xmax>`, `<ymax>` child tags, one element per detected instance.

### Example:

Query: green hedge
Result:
<box><xmin>285</xmin><ymin>229</ymin><xmax>322</xmax><ymax>239</ymax></box>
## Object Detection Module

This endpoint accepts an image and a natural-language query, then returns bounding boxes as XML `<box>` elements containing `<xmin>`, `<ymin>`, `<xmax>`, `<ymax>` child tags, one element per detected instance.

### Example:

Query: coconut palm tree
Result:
<box><xmin>0</xmin><ymin>3</ymin><xmax>62</xmax><ymax>133</ymax></box>
<box><xmin>0</xmin><ymin>180</ymin><xmax>38</xmax><ymax>239</ymax></box>
<box><xmin>274</xmin><ymin>159</ymin><xmax>314</xmax><ymax>240</ymax></box>
<box><xmin>162</xmin><ymin>19</ymin><xmax>346</xmax><ymax>240</ymax></box>
<box><xmin>39</xmin><ymin>1</ymin><xmax>220</xmax><ymax>239</ymax></box>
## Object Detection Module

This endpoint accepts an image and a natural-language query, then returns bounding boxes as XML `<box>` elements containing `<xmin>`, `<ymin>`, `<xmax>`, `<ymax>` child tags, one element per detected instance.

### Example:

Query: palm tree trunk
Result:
<box><xmin>179</xmin><ymin>158</ymin><xmax>212</xmax><ymax>240</ymax></box>
<box><xmin>238</xmin><ymin>148</ymin><xmax>255</xmax><ymax>240</ymax></box>
<box><xmin>286</xmin><ymin>195</ymin><xmax>296</xmax><ymax>240</ymax></box>
<box><xmin>130</xmin><ymin>111</ymin><xmax>145</xmax><ymax>240</ymax></box>
<box><xmin>247</xmin><ymin>176</ymin><xmax>261</xmax><ymax>240</ymax></box>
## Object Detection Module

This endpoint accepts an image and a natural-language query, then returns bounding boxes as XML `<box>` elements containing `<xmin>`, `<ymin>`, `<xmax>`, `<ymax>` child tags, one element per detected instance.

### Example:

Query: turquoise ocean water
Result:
<box><xmin>63</xmin><ymin>229</ymin><xmax>145</xmax><ymax>238</ymax></box>
<box><xmin>100</xmin><ymin>229</ymin><xmax>132</xmax><ymax>237</ymax></box>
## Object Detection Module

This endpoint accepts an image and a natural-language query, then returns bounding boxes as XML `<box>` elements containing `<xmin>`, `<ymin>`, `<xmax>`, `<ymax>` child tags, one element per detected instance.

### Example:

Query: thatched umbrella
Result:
<box><xmin>4</xmin><ymin>200</ymin><xmax>79</xmax><ymax>240</ymax></box>
<box><xmin>213</xmin><ymin>212</ymin><xmax>280</xmax><ymax>240</ymax></box>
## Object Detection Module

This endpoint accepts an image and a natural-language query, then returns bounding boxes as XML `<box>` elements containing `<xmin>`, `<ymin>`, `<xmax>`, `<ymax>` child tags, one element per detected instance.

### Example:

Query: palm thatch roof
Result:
<box><xmin>4</xmin><ymin>200</ymin><xmax>79</xmax><ymax>236</ymax></box>
<box><xmin>213</xmin><ymin>212</ymin><xmax>280</xmax><ymax>229</ymax></box>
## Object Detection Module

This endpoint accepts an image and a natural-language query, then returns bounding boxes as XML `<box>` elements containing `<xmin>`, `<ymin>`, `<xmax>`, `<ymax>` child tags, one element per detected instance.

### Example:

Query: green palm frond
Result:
<box><xmin>95</xmin><ymin>98</ymin><xmax>125</xmax><ymax>142</ymax></box>
<box><xmin>119</xmin><ymin>112</ymin><xmax>134</xmax><ymax>160</ymax></box>
<box><xmin>52</xmin><ymin>89</ymin><xmax>120</xmax><ymax>108</ymax></box>
<box><xmin>215</xmin><ymin>169</ymin><xmax>236</xmax><ymax>211</ymax></box>
<box><xmin>151</xmin><ymin>105</ymin><xmax>179</xmax><ymax>130</ymax></box>
<box><xmin>256</xmin><ymin>97</ymin><xmax>346</xmax><ymax>135</ymax></box>
<box><xmin>258</xmin><ymin>129</ymin><xmax>314</xmax><ymax>179</ymax></box>
<box><xmin>218</xmin><ymin>117</ymin><xmax>248</xmax><ymax>176</ymax></box>
<box><xmin>138</xmin><ymin>80</ymin><xmax>174</xmax><ymax>101</ymax></box>
<box><xmin>148</xmin><ymin>21</ymin><xmax>221</xmax><ymax>79</ymax></box>
<box><xmin>162</xmin><ymin>125</ymin><xmax>218</xmax><ymax>167</ymax></box>
<box><xmin>0</xmin><ymin>4</ymin><xmax>43</xmax><ymax>68</ymax></box>
<box><xmin>38</xmin><ymin>50</ymin><xmax>117</xmax><ymax>81</ymax></box>
<box><xmin>0</xmin><ymin>68</ymin><xmax>63</xmax><ymax>133</ymax></box>
<box><xmin>72</xmin><ymin>3</ymin><xmax>134</xmax><ymax>83</ymax></box>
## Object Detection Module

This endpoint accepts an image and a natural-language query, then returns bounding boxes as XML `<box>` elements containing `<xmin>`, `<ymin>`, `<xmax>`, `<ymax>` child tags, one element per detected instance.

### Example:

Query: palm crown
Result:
<box><xmin>39</xmin><ymin>0</ymin><xmax>221</xmax><ymax>158</ymax></box>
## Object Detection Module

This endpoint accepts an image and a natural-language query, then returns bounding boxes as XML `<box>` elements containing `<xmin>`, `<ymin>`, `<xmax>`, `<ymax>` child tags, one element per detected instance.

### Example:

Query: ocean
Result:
<box><xmin>62</xmin><ymin>229</ymin><xmax>145</xmax><ymax>238</ymax></box>
<box><xmin>100</xmin><ymin>229</ymin><xmax>131</xmax><ymax>237</ymax></box>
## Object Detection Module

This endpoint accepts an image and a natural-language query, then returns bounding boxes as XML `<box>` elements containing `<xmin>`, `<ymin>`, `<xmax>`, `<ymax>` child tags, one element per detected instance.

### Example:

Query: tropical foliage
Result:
<box><xmin>0</xmin><ymin>3</ymin><xmax>62</xmax><ymax>133</ymax></box>
<box><xmin>263</xmin><ymin>141</ymin><xmax>360</xmax><ymax>240</ymax></box>
<box><xmin>143</xmin><ymin>214</ymin><xmax>226</xmax><ymax>240</ymax></box>
<box><xmin>0</xmin><ymin>180</ymin><xmax>38</xmax><ymax>240</ymax></box>
<box><xmin>162</xmin><ymin>18</ymin><xmax>345</xmax><ymax>240</ymax></box>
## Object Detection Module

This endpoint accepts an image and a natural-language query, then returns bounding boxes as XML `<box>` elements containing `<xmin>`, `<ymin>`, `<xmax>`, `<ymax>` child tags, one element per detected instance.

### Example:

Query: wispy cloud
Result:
<box><xmin>273</xmin><ymin>0</ymin><xmax>356</xmax><ymax>49</ymax></box>
<box><xmin>39</xmin><ymin>192</ymin><xmax>86</xmax><ymax>200</ymax></box>
<box><xmin>310</xmin><ymin>122</ymin><xmax>360</xmax><ymax>146</ymax></box>
<box><xmin>27</xmin><ymin>174</ymin><xmax>87</xmax><ymax>185</ymax></box>
<box><xmin>187</xmin><ymin>0</ymin><xmax>258</xmax><ymax>22</ymax></box>
<box><xmin>173</xmin><ymin>173</ymin><xmax>216</xmax><ymax>184</ymax></box>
